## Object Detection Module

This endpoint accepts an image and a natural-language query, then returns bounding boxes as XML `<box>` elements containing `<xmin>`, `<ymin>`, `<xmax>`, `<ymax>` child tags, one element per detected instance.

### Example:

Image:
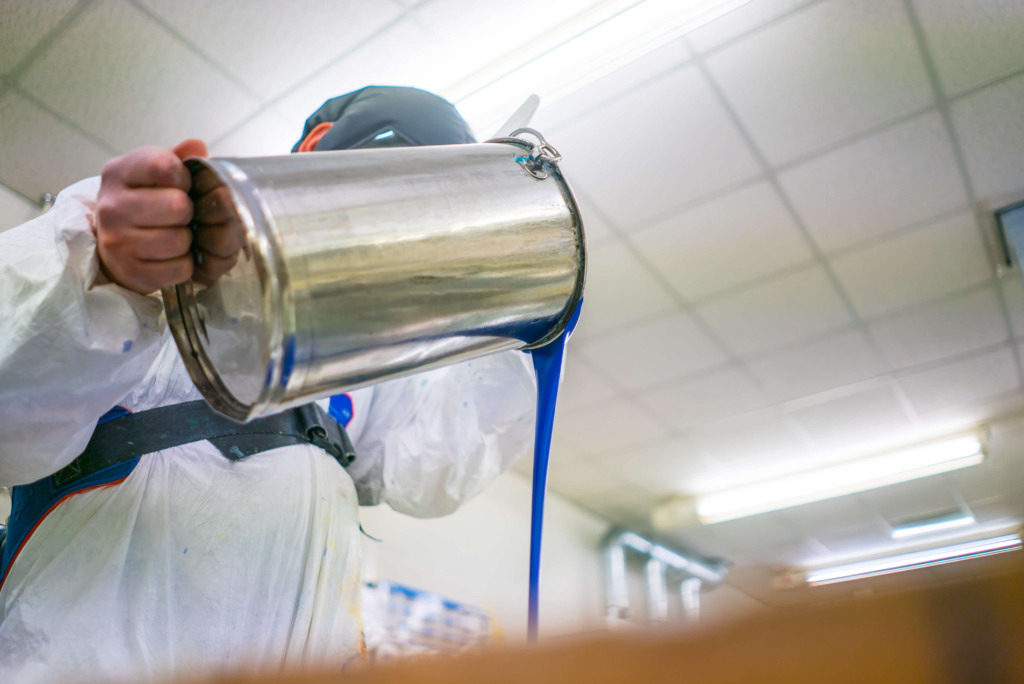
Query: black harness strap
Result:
<box><xmin>51</xmin><ymin>400</ymin><xmax>356</xmax><ymax>489</ymax></box>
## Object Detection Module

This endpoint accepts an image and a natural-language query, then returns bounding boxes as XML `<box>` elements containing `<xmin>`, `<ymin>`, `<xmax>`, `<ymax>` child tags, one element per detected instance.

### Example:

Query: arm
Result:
<box><xmin>346</xmin><ymin>350</ymin><xmax>537</xmax><ymax>518</ymax></box>
<box><xmin>0</xmin><ymin>140</ymin><xmax>209</xmax><ymax>486</ymax></box>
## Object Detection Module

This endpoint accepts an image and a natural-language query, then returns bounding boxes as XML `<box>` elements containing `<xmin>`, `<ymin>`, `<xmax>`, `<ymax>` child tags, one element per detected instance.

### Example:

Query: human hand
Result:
<box><xmin>93</xmin><ymin>139</ymin><xmax>208</xmax><ymax>294</ymax></box>
<box><xmin>190</xmin><ymin>166</ymin><xmax>247</xmax><ymax>286</ymax></box>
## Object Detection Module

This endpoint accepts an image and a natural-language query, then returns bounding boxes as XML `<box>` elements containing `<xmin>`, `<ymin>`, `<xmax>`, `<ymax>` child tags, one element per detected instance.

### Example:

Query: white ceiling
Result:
<box><xmin>3</xmin><ymin>0</ymin><xmax>1024</xmax><ymax>608</ymax></box>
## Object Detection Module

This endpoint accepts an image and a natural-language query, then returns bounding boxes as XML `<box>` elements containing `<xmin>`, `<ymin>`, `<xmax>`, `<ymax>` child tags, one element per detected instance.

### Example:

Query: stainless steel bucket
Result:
<box><xmin>163</xmin><ymin>129</ymin><xmax>585</xmax><ymax>422</ymax></box>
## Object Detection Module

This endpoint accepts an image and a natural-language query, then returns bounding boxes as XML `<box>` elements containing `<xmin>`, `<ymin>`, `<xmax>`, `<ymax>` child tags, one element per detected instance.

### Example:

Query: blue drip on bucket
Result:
<box><xmin>527</xmin><ymin>299</ymin><xmax>583</xmax><ymax>644</ymax></box>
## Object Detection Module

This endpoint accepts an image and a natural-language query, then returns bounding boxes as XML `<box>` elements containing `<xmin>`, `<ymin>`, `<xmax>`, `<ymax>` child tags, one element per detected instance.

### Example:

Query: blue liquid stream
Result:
<box><xmin>527</xmin><ymin>300</ymin><xmax>582</xmax><ymax>643</ymax></box>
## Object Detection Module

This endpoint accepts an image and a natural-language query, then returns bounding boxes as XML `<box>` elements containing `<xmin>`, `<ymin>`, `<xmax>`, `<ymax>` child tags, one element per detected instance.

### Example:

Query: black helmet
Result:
<box><xmin>292</xmin><ymin>86</ymin><xmax>476</xmax><ymax>152</ymax></box>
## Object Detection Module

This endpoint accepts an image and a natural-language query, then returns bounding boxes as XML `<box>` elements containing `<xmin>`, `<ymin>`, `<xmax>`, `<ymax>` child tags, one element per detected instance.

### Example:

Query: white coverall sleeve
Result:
<box><xmin>0</xmin><ymin>178</ymin><xmax>166</xmax><ymax>487</ymax></box>
<box><xmin>346</xmin><ymin>350</ymin><xmax>537</xmax><ymax>517</ymax></box>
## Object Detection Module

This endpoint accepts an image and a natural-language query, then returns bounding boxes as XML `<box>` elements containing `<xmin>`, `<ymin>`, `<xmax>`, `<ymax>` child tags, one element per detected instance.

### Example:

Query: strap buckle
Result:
<box><xmin>297</xmin><ymin>404</ymin><xmax>357</xmax><ymax>467</ymax></box>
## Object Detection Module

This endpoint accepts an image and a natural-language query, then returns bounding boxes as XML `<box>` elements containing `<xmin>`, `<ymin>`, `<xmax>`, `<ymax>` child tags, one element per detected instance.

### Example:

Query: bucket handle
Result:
<box><xmin>488</xmin><ymin>127</ymin><xmax>562</xmax><ymax>180</ymax></box>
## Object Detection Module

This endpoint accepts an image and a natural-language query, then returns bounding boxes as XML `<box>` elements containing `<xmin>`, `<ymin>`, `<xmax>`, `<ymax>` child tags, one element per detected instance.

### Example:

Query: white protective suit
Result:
<box><xmin>0</xmin><ymin>177</ymin><xmax>537</xmax><ymax>682</ymax></box>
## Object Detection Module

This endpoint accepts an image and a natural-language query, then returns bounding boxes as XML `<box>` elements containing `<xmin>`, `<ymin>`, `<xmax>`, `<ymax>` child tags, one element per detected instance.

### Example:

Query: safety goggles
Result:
<box><xmin>351</xmin><ymin>127</ymin><xmax>417</xmax><ymax>150</ymax></box>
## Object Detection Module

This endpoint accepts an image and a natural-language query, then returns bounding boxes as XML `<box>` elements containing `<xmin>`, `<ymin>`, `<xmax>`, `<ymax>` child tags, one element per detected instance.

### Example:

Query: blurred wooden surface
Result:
<box><xmin>196</xmin><ymin>562</ymin><xmax>1024</xmax><ymax>684</ymax></box>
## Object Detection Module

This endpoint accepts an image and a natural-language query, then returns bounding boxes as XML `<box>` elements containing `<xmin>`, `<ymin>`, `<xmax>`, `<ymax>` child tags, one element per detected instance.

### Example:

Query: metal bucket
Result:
<box><xmin>163</xmin><ymin>129</ymin><xmax>585</xmax><ymax>422</ymax></box>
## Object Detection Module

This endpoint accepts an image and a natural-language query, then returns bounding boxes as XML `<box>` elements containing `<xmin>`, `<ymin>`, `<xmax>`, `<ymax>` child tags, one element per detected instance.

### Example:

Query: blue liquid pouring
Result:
<box><xmin>527</xmin><ymin>300</ymin><xmax>582</xmax><ymax>644</ymax></box>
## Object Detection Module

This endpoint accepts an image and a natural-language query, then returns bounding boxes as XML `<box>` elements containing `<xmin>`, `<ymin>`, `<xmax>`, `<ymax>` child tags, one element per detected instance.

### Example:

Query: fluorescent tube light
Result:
<box><xmin>890</xmin><ymin>512</ymin><xmax>975</xmax><ymax>539</ymax></box>
<box><xmin>446</xmin><ymin>0</ymin><xmax>754</xmax><ymax>134</ymax></box>
<box><xmin>806</xmin><ymin>533</ymin><xmax>1022</xmax><ymax>586</ymax></box>
<box><xmin>695</xmin><ymin>435</ymin><xmax>984</xmax><ymax>524</ymax></box>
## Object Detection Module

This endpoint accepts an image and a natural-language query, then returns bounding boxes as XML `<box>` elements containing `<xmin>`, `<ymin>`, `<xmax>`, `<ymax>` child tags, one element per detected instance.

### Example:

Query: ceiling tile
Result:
<box><xmin>0</xmin><ymin>184</ymin><xmax>41</xmax><ymax>233</ymax></box>
<box><xmin>687</xmin><ymin>0</ymin><xmax>815</xmax><ymax>54</ymax></box>
<box><xmin>572</xmin><ymin>485</ymin><xmax>662</xmax><ymax>532</ymax></box>
<box><xmin>638</xmin><ymin>367</ymin><xmax>770</xmax><ymax>431</ymax></box>
<box><xmin>0</xmin><ymin>91</ymin><xmax>112</xmax><ymax>201</ymax></box>
<box><xmin>699</xmin><ymin>513</ymin><xmax>804</xmax><ymax>555</ymax></box>
<box><xmin>557</xmin><ymin>351</ymin><xmax>620</xmax><ymax>412</ymax></box>
<box><xmin>858</xmin><ymin>477</ymin><xmax>960</xmax><ymax>523</ymax></box>
<box><xmin>868</xmin><ymin>286</ymin><xmax>1010</xmax><ymax>369</ymax></box>
<box><xmin>569</xmin><ymin>238</ymin><xmax>677</xmax><ymax>340</ymax></box>
<box><xmin>573</xmin><ymin>191</ymin><xmax>616</xmax><ymax>248</ymax></box>
<box><xmin>19</xmin><ymin>0</ymin><xmax>261</xmax><ymax>151</ymax></box>
<box><xmin>695</xmin><ymin>265</ymin><xmax>854</xmax><ymax>356</ymax></box>
<box><xmin>915</xmin><ymin>387</ymin><xmax>1024</xmax><ymax>440</ymax></box>
<box><xmin>208</xmin><ymin>107</ymin><xmax>301</xmax><ymax>157</ymax></box>
<box><xmin>829</xmin><ymin>211</ymin><xmax>993</xmax><ymax>319</ymax></box>
<box><xmin>730</xmin><ymin>536</ymin><xmax>828</xmax><ymax>569</ymax></box>
<box><xmin>578</xmin><ymin>311</ymin><xmax>728</xmax><ymax>392</ymax></box>
<box><xmin>411</xmin><ymin>0</ymin><xmax>593</xmax><ymax>38</ymax></box>
<box><xmin>780</xmin><ymin>113</ymin><xmax>968</xmax><ymax>252</ymax></box>
<box><xmin>631</xmin><ymin>181</ymin><xmax>815</xmax><ymax>302</ymax></box>
<box><xmin>545</xmin><ymin>454</ymin><xmax>626</xmax><ymax>501</ymax></box>
<box><xmin>898</xmin><ymin>346</ymin><xmax>1020</xmax><ymax>415</ymax></box>
<box><xmin>789</xmin><ymin>384</ymin><xmax>914</xmax><ymax>447</ymax></box>
<box><xmin>748</xmin><ymin>328</ymin><xmax>885</xmax><ymax>403</ymax></box>
<box><xmin>0</xmin><ymin>0</ymin><xmax>78</xmax><ymax>75</ymax></box>
<box><xmin>412</xmin><ymin>0</ymin><xmax>599</xmax><ymax>90</ymax></box>
<box><xmin>705</xmin><ymin>0</ymin><xmax>933</xmax><ymax>165</ymax></box>
<box><xmin>811</xmin><ymin>522</ymin><xmax>888</xmax><ymax>557</ymax></box>
<box><xmin>912</xmin><ymin>0</ymin><xmax>1024</xmax><ymax>97</ymax></box>
<box><xmin>687</xmin><ymin>414</ymin><xmax>813</xmax><ymax>476</ymax></box>
<box><xmin>274</xmin><ymin>18</ymin><xmax>441</xmax><ymax>128</ymax></box>
<box><xmin>952</xmin><ymin>73</ymin><xmax>1024</xmax><ymax>205</ymax></box>
<box><xmin>949</xmin><ymin>463</ymin><xmax>1016</xmax><ymax>511</ymax></box>
<box><xmin>136</xmin><ymin>0</ymin><xmax>403</xmax><ymax>99</ymax></box>
<box><xmin>1001</xmin><ymin>276</ymin><xmax>1024</xmax><ymax>338</ymax></box>
<box><xmin>554</xmin><ymin>397</ymin><xmax>668</xmax><ymax>456</ymax></box>
<box><xmin>546</xmin><ymin>64</ymin><xmax>760</xmax><ymax>229</ymax></box>
<box><xmin>987</xmin><ymin>414</ymin><xmax>1024</xmax><ymax>468</ymax></box>
<box><xmin>595</xmin><ymin>436</ymin><xmax>722</xmax><ymax>496</ymax></box>
<box><xmin>531</xmin><ymin>38</ymin><xmax>692</xmax><ymax>133</ymax></box>
<box><xmin>780</xmin><ymin>496</ymin><xmax>873</xmax><ymax>540</ymax></box>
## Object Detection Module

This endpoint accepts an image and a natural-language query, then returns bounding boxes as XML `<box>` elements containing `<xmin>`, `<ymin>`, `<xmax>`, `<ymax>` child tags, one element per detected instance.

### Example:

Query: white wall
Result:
<box><xmin>359</xmin><ymin>469</ymin><xmax>612</xmax><ymax>643</ymax></box>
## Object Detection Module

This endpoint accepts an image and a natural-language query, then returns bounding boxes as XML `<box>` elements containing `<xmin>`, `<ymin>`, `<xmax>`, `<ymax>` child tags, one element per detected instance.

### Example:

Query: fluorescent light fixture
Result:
<box><xmin>891</xmin><ymin>512</ymin><xmax>976</xmax><ymax>539</ymax></box>
<box><xmin>696</xmin><ymin>435</ymin><xmax>984</xmax><ymax>524</ymax></box>
<box><xmin>446</xmin><ymin>0</ymin><xmax>754</xmax><ymax>134</ymax></box>
<box><xmin>806</xmin><ymin>533</ymin><xmax>1022</xmax><ymax>586</ymax></box>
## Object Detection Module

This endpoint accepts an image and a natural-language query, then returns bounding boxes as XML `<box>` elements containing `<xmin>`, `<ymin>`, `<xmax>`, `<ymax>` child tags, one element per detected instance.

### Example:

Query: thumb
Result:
<box><xmin>172</xmin><ymin>138</ymin><xmax>209</xmax><ymax>160</ymax></box>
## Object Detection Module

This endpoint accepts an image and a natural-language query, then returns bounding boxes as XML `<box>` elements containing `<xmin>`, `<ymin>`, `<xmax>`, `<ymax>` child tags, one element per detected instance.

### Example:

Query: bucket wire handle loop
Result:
<box><xmin>492</xmin><ymin>127</ymin><xmax>562</xmax><ymax>180</ymax></box>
